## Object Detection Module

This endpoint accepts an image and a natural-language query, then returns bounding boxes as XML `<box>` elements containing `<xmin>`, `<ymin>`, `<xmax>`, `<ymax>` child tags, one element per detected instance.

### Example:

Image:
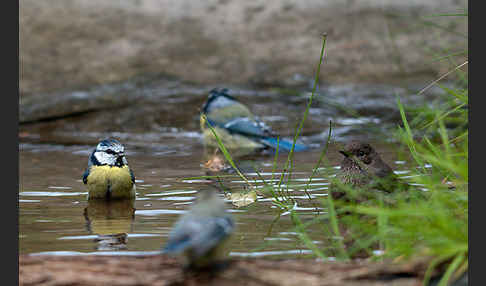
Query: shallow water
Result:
<box><xmin>19</xmin><ymin>81</ymin><xmax>432</xmax><ymax>258</ymax></box>
<box><xmin>19</xmin><ymin>138</ymin><xmax>414</xmax><ymax>259</ymax></box>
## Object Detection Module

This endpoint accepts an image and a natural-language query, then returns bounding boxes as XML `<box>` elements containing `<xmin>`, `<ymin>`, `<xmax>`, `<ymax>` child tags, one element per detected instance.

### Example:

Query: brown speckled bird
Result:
<box><xmin>330</xmin><ymin>141</ymin><xmax>406</xmax><ymax>200</ymax></box>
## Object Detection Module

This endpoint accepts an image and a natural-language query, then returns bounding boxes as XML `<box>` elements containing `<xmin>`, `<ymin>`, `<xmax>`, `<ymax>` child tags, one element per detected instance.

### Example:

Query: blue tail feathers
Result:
<box><xmin>261</xmin><ymin>137</ymin><xmax>308</xmax><ymax>152</ymax></box>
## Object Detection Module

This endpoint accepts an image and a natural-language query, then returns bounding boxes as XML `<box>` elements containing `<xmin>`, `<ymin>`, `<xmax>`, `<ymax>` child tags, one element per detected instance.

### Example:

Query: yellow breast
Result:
<box><xmin>86</xmin><ymin>165</ymin><xmax>136</xmax><ymax>200</ymax></box>
<box><xmin>202</xmin><ymin>127</ymin><xmax>263</xmax><ymax>155</ymax></box>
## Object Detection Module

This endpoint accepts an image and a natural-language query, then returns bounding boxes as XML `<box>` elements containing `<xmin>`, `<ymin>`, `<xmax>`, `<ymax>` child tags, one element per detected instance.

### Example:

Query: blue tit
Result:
<box><xmin>82</xmin><ymin>138</ymin><xmax>136</xmax><ymax>200</ymax></box>
<box><xmin>200</xmin><ymin>88</ymin><xmax>308</xmax><ymax>153</ymax></box>
<box><xmin>162</xmin><ymin>190</ymin><xmax>234</xmax><ymax>269</ymax></box>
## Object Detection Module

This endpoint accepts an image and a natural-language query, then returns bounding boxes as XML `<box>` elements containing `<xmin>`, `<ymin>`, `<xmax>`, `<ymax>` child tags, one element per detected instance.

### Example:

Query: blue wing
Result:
<box><xmin>193</xmin><ymin>217</ymin><xmax>233</xmax><ymax>257</ymax></box>
<box><xmin>222</xmin><ymin>117</ymin><xmax>271</xmax><ymax>137</ymax></box>
<box><xmin>207</xmin><ymin>117</ymin><xmax>309</xmax><ymax>152</ymax></box>
<box><xmin>82</xmin><ymin>167</ymin><xmax>91</xmax><ymax>184</ymax></box>
<box><xmin>162</xmin><ymin>216</ymin><xmax>234</xmax><ymax>257</ymax></box>
<box><xmin>260</xmin><ymin>137</ymin><xmax>308</xmax><ymax>152</ymax></box>
<box><xmin>129</xmin><ymin>168</ymin><xmax>135</xmax><ymax>184</ymax></box>
<box><xmin>162</xmin><ymin>234</ymin><xmax>192</xmax><ymax>253</ymax></box>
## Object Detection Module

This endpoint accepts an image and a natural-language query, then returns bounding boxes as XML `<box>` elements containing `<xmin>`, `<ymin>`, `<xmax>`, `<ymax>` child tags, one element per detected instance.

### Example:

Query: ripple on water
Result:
<box><xmin>58</xmin><ymin>233</ymin><xmax>162</xmax><ymax>240</ymax></box>
<box><xmin>30</xmin><ymin>251</ymin><xmax>162</xmax><ymax>256</ymax></box>
<box><xmin>172</xmin><ymin>202</ymin><xmax>193</xmax><ymax>206</ymax></box>
<box><xmin>145</xmin><ymin>190</ymin><xmax>197</xmax><ymax>197</ymax></box>
<box><xmin>134</xmin><ymin>209</ymin><xmax>187</xmax><ymax>216</ymax></box>
<box><xmin>336</xmin><ymin>117</ymin><xmax>381</xmax><ymax>125</ymax></box>
<box><xmin>19</xmin><ymin>199</ymin><xmax>41</xmax><ymax>203</ymax></box>
<box><xmin>229</xmin><ymin>249</ymin><xmax>314</xmax><ymax>257</ymax></box>
<box><xmin>156</xmin><ymin>196</ymin><xmax>195</xmax><ymax>201</ymax></box>
<box><xmin>48</xmin><ymin>186</ymin><xmax>72</xmax><ymax>190</ymax></box>
<box><xmin>19</xmin><ymin>191</ymin><xmax>87</xmax><ymax>197</ymax></box>
<box><xmin>181</xmin><ymin>179</ymin><xmax>209</xmax><ymax>183</ymax></box>
<box><xmin>258</xmin><ymin>196</ymin><xmax>324</xmax><ymax>202</ymax></box>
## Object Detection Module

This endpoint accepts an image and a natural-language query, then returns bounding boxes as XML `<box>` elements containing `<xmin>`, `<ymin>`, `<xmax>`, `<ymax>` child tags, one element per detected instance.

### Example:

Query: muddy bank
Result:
<box><xmin>20</xmin><ymin>0</ymin><xmax>467</xmax><ymax>95</ymax></box>
<box><xmin>19</xmin><ymin>254</ymin><xmax>451</xmax><ymax>286</ymax></box>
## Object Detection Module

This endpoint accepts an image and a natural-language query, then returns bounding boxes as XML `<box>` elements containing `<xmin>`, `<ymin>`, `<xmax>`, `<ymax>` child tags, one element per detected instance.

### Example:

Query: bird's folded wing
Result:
<box><xmin>129</xmin><ymin>168</ymin><xmax>135</xmax><ymax>184</ymax></box>
<box><xmin>82</xmin><ymin>167</ymin><xmax>91</xmax><ymax>184</ymax></box>
<box><xmin>191</xmin><ymin>216</ymin><xmax>233</xmax><ymax>257</ymax></box>
<box><xmin>163</xmin><ymin>216</ymin><xmax>234</xmax><ymax>257</ymax></box>
<box><xmin>260</xmin><ymin>137</ymin><xmax>308</xmax><ymax>152</ymax></box>
<box><xmin>219</xmin><ymin>117</ymin><xmax>271</xmax><ymax>137</ymax></box>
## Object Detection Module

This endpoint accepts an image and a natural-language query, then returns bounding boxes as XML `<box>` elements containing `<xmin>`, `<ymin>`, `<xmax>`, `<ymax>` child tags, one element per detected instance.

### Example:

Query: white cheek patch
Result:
<box><xmin>94</xmin><ymin>151</ymin><xmax>117</xmax><ymax>166</ymax></box>
<box><xmin>96</xmin><ymin>143</ymin><xmax>107</xmax><ymax>151</ymax></box>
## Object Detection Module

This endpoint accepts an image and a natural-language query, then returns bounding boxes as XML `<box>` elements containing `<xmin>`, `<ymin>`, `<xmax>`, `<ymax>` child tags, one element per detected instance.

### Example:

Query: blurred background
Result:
<box><xmin>19</xmin><ymin>0</ymin><xmax>468</xmax><ymax>143</ymax></box>
<box><xmin>19</xmin><ymin>0</ymin><xmax>467</xmax><ymax>140</ymax></box>
<box><xmin>20</xmin><ymin>0</ymin><xmax>468</xmax><ymax>93</ymax></box>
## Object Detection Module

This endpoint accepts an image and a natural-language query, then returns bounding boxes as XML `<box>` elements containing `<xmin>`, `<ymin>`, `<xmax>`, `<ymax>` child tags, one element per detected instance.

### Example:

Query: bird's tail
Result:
<box><xmin>260</xmin><ymin>137</ymin><xmax>308</xmax><ymax>152</ymax></box>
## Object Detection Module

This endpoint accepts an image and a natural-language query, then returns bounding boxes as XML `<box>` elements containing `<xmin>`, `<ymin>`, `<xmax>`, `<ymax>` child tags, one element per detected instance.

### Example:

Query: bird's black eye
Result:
<box><xmin>105</xmin><ymin>149</ymin><xmax>116</xmax><ymax>155</ymax></box>
<box><xmin>358</xmin><ymin>151</ymin><xmax>365</xmax><ymax>156</ymax></box>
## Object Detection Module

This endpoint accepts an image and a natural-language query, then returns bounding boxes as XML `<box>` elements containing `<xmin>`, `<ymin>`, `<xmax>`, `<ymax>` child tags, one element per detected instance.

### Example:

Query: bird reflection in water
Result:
<box><xmin>83</xmin><ymin>199</ymin><xmax>136</xmax><ymax>251</ymax></box>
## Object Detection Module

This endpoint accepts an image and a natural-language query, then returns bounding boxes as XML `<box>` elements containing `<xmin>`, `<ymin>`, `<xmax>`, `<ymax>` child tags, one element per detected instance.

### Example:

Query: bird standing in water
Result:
<box><xmin>200</xmin><ymin>88</ymin><xmax>308</xmax><ymax>155</ymax></box>
<box><xmin>162</xmin><ymin>189</ymin><xmax>234</xmax><ymax>270</ymax></box>
<box><xmin>82</xmin><ymin>138</ymin><xmax>136</xmax><ymax>200</ymax></box>
<box><xmin>330</xmin><ymin>141</ymin><xmax>406</xmax><ymax>200</ymax></box>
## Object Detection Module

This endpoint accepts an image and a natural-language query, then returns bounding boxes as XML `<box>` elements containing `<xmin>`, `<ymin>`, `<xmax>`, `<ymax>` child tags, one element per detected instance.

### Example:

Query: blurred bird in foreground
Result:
<box><xmin>330</xmin><ymin>141</ymin><xmax>407</xmax><ymax>200</ymax></box>
<box><xmin>162</xmin><ymin>189</ymin><xmax>234</xmax><ymax>270</ymax></box>
<box><xmin>82</xmin><ymin>138</ymin><xmax>136</xmax><ymax>200</ymax></box>
<box><xmin>200</xmin><ymin>88</ymin><xmax>308</xmax><ymax>156</ymax></box>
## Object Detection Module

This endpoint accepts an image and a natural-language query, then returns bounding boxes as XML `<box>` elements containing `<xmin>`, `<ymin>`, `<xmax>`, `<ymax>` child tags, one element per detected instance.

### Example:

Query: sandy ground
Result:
<box><xmin>20</xmin><ymin>0</ymin><xmax>467</xmax><ymax>95</ymax></box>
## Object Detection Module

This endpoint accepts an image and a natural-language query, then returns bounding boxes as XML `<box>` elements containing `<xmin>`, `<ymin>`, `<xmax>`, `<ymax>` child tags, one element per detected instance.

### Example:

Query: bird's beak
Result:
<box><xmin>339</xmin><ymin>150</ymin><xmax>349</xmax><ymax>157</ymax></box>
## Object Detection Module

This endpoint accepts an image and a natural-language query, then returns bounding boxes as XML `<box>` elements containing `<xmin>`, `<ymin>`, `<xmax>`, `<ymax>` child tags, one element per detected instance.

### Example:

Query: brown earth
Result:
<box><xmin>20</xmin><ymin>0</ymin><xmax>468</xmax><ymax>96</ymax></box>
<box><xmin>19</xmin><ymin>254</ymin><xmax>440</xmax><ymax>286</ymax></box>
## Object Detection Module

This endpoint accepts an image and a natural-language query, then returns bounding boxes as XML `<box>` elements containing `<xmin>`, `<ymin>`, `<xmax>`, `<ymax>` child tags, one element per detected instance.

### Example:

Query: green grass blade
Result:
<box><xmin>201</xmin><ymin>113</ymin><xmax>253</xmax><ymax>188</ymax></box>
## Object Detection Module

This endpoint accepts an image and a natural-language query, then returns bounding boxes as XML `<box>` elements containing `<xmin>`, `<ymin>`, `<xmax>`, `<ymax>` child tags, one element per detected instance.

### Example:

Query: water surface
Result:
<box><xmin>19</xmin><ymin>82</ymin><xmax>427</xmax><ymax>258</ymax></box>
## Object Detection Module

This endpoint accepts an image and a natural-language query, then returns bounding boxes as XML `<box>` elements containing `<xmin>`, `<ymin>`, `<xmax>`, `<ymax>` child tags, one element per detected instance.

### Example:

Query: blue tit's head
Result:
<box><xmin>202</xmin><ymin>88</ymin><xmax>237</xmax><ymax>115</ymax></box>
<box><xmin>90</xmin><ymin>138</ymin><xmax>128</xmax><ymax>167</ymax></box>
